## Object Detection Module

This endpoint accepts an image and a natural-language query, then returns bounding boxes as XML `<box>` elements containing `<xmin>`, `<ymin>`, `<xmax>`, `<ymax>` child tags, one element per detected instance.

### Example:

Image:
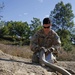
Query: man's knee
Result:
<box><xmin>32</xmin><ymin>53</ymin><xmax>39</xmax><ymax>63</ymax></box>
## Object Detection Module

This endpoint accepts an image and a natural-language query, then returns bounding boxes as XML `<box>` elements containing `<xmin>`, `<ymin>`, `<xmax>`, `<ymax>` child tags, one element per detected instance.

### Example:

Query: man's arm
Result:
<box><xmin>52</xmin><ymin>32</ymin><xmax>61</xmax><ymax>51</ymax></box>
<box><xmin>30</xmin><ymin>32</ymin><xmax>40</xmax><ymax>53</ymax></box>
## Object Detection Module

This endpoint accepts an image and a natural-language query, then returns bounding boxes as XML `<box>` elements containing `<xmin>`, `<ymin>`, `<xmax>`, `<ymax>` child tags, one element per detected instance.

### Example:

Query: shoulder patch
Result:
<box><xmin>55</xmin><ymin>35</ymin><xmax>59</xmax><ymax>40</ymax></box>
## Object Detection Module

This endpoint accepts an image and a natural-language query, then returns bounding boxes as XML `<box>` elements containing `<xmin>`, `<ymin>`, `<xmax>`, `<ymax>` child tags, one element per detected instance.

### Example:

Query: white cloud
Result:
<box><xmin>38</xmin><ymin>0</ymin><xmax>44</xmax><ymax>3</ymax></box>
<box><xmin>19</xmin><ymin>13</ymin><xmax>28</xmax><ymax>17</ymax></box>
<box><xmin>24</xmin><ymin>13</ymin><xmax>28</xmax><ymax>15</ymax></box>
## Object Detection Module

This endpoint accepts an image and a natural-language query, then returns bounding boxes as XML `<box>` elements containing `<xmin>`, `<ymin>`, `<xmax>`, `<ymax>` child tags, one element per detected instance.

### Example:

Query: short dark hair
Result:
<box><xmin>43</xmin><ymin>17</ymin><xmax>51</xmax><ymax>24</ymax></box>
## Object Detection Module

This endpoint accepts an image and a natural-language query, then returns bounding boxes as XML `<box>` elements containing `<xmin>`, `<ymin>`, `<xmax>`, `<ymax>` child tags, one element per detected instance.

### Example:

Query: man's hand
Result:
<box><xmin>40</xmin><ymin>47</ymin><xmax>56</xmax><ymax>53</ymax></box>
<box><xmin>49</xmin><ymin>47</ymin><xmax>58</xmax><ymax>56</ymax></box>
<box><xmin>48</xmin><ymin>47</ymin><xmax>58</xmax><ymax>54</ymax></box>
<box><xmin>48</xmin><ymin>47</ymin><xmax>55</xmax><ymax>52</ymax></box>
<box><xmin>40</xmin><ymin>47</ymin><xmax>47</xmax><ymax>52</ymax></box>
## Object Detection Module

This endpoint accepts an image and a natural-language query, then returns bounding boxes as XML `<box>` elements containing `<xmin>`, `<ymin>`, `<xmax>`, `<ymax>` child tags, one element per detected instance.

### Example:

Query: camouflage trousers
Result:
<box><xmin>32</xmin><ymin>52</ymin><xmax>40</xmax><ymax>63</ymax></box>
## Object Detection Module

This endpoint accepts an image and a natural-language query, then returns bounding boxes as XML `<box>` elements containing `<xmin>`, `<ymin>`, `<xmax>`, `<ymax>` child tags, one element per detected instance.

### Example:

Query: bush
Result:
<box><xmin>63</xmin><ymin>42</ymin><xmax>73</xmax><ymax>52</ymax></box>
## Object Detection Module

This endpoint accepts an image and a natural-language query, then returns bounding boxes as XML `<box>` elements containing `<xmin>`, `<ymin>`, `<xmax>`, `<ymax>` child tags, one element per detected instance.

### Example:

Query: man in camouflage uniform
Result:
<box><xmin>30</xmin><ymin>17</ymin><xmax>61</xmax><ymax>63</ymax></box>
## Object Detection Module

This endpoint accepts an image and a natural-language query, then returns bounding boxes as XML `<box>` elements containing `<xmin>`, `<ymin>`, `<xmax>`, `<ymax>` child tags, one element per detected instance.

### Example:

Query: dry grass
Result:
<box><xmin>0</xmin><ymin>39</ymin><xmax>75</xmax><ymax>61</ymax></box>
<box><xmin>0</xmin><ymin>43</ymin><xmax>33</xmax><ymax>59</ymax></box>
<box><xmin>57</xmin><ymin>46</ymin><xmax>75</xmax><ymax>61</ymax></box>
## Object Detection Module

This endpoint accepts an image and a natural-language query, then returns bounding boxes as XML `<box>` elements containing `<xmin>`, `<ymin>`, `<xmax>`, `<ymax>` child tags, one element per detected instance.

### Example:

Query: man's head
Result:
<box><xmin>43</xmin><ymin>17</ymin><xmax>51</xmax><ymax>30</ymax></box>
<box><xmin>43</xmin><ymin>17</ymin><xmax>51</xmax><ymax>25</ymax></box>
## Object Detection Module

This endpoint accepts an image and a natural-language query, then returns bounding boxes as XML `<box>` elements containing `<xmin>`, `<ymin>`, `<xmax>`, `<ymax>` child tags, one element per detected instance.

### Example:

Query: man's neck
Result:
<box><xmin>44</xmin><ymin>29</ymin><xmax>50</xmax><ymax>35</ymax></box>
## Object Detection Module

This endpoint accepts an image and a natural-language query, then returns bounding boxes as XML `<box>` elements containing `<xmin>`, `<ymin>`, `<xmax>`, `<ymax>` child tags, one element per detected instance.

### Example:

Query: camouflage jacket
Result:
<box><xmin>30</xmin><ymin>29</ymin><xmax>61</xmax><ymax>53</ymax></box>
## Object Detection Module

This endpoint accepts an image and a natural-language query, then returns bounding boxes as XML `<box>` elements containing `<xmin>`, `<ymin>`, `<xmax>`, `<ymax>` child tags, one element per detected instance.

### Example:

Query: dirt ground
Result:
<box><xmin>0</xmin><ymin>50</ymin><xmax>75</xmax><ymax>75</ymax></box>
<box><xmin>0</xmin><ymin>43</ymin><xmax>75</xmax><ymax>75</ymax></box>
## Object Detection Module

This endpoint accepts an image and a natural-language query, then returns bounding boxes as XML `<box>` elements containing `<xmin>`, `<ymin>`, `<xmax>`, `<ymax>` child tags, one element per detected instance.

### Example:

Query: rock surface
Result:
<box><xmin>0</xmin><ymin>50</ymin><xmax>54</xmax><ymax>75</ymax></box>
<box><xmin>0</xmin><ymin>50</ymin><xmax>75</xmax><ymax>75</ymax></box>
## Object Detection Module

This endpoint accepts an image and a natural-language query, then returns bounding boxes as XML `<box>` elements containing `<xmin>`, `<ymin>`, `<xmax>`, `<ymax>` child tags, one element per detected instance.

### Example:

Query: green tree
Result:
<box><xmin>0</xmin><ymin>2</ymin><xmax>4</xmax><ymax>20</ymax></box>
<box><xmin>7</xmin><ymin>21</ymin><xmax>14</xmax><ymax>36</ymax></box>
<box><xmin>14</xmin><ymin>21</ymin><xmax>31</xmax><ymax>45</ymax></box>
<box><xmin>50</xmin><ymin>1</ymin><xmax>74</xmax><ymax>31</ymax></box>
<box><xmin>0</xmin><ymin>25</ymin><xmax>9</xmax><ymax>37</ymax></box>
<box><xmin>0</xmin><ymin>20</ymin><xmax>31</xmax><ymax>45</ymax></box>
<box><xmin>30</xmin><ymin>18</ymin><xmax>42</xmax><ymax>36</ymax></box>
<box><xmin>14</xmin><ymin>21</ymin><xmax>30</xmax><ymax>38</ymax></box>
<box><xmin>57</xmin><ymin>29</ymin><xmax>71</xmax><ymax>46</ymax></box>
<box><xmin>0</xmin><ymin>2</ymin><xmax>4</xmax><ymax>29</ymax></box>
<box><xmin>70</xmin><ymin>26</ymin><xmax>75</xmax><ymax>35</ymax></box>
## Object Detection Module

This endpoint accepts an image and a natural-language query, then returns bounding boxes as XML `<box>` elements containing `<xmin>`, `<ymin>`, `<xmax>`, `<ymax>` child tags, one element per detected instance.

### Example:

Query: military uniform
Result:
<box><xmin>30</xmin><ymin>28</ymin><xmax>61</xmax><ymax>63</ymax></box>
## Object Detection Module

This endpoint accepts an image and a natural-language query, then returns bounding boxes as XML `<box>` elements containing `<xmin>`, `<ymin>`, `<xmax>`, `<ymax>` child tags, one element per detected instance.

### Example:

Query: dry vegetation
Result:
<box><xmin>57</xmin><ymin>46</ymin><xmax>75</xmax><ymax>61</ymax></box>
<box><xmin>0</xmin><ymin>43</ymin><xmax>33</xmax><ymax>59</ymax></box>
<box><xmin>0</xmin><ymin>39</ymin><xmax>75</xmax><ymax>61</ymax></box>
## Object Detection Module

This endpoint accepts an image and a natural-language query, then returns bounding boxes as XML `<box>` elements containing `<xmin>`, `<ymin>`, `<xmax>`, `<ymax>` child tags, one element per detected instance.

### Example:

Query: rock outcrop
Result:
<box><xmin>0</xmin><ymin>50</ymin><xmax>54</xmax><ymax>75</ymax></box>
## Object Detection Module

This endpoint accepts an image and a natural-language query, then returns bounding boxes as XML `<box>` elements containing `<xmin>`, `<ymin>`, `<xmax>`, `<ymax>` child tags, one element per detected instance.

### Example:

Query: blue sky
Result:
<box><xmin>0</xmin><ymin>0</ymin><xmax>75</xmax><ymax>24</ymax></box>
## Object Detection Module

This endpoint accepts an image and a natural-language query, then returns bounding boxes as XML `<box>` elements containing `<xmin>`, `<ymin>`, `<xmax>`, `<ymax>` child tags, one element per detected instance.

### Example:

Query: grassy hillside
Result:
<box><xmin>0</xmin><ymin>38</ymin><xmax>75</xmax><ymax>61</ymax></box>
<box><xmin>0</xmin><ymin>38</ymin><xmax>33</xmax><ymax>59</ymax></box>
